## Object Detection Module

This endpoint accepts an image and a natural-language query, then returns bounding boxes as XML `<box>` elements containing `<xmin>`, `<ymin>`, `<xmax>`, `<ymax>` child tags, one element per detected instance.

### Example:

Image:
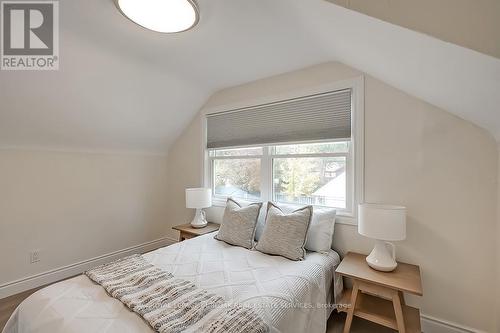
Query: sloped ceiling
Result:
<box><xmin>1</xmin><ymin>0</ymin><xmax>499</xmax><ymax>153</ymax></box>
<box><xmin>326</xmin><ymin>0</ymin><xmax>500</xmax><ymax>59</ymax></box>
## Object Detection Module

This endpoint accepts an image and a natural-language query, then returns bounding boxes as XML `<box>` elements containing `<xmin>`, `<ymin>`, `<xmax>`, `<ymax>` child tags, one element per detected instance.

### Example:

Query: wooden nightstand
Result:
<box><xmin>172</xmin><ymin>222</ymin><xmax>220</xmax><ymax>241</ymax></box>
<box><xmin>336</xmin><ymin>252</ymin><xmax>423</xmax><ymax>333</ymax></box>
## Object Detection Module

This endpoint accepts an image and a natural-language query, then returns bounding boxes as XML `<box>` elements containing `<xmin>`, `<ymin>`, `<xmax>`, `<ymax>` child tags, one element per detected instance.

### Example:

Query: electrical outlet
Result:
<box><xmin>30</xmin><ymin>250</ymin><xmax>41</xmax><ymax>264</ymax></box>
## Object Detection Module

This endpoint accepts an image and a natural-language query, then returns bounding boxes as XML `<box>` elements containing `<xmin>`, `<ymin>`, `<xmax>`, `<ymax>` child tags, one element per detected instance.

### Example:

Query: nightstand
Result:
<box><xmin>172</xmin><ymin>222</ymin><xmax>219</xmax><ymax>241</ymax></box>
<box><xmin>336</xmin><ymin>252</ymin><xmax>423</xmax><ymax>333</ymax></box>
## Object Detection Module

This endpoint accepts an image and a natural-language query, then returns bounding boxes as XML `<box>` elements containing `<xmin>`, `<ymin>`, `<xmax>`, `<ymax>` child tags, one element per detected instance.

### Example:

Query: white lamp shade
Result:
<box><xmin>358</xmin><ymin>204</ymin><xmax>406</xmax><ymax>241</ymax></box>
<box><xmin>185</xmin><ymin>188</ymin><xmax>212</xmax><ymax>209</ymax></box>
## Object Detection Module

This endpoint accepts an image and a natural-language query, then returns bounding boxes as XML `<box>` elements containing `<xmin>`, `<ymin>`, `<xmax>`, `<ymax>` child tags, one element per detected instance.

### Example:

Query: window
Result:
<box><xmin>271</xmin><ymin>141</ymin><xmax>349</xmax><ymax>209</ymax></box>
<box><xmin>209</xmin><ymin>140</ymin><xmax>353</xmax><ymax>214</ymax></box>
<box><xmin>211</xmin><ymin>147</ymin><xmax>263</xmax><ymax>200</ymax></box>
<box><xmin>204</xmin><ymin>80</ymin><xmax>364</xmax><ymax>220</ymax></box>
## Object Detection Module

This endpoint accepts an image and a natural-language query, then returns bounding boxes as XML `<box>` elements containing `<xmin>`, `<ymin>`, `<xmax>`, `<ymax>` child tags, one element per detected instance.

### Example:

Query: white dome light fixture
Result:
<box><xmin>116</xmin><ymin>0</ymin><xmax>199</xmax><ymax>33</ymax></box>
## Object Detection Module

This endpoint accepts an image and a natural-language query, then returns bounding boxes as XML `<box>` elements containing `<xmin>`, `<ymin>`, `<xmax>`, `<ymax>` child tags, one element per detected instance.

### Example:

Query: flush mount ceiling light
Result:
<box><xmin>116</xmin><ymin>0</ymin><xmax>199</xmax><ymax>33</ymax></box>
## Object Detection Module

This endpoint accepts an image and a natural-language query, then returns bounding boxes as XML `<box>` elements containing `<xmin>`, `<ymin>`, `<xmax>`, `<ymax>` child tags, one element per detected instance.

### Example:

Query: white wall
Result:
<box><xmin>497</xmin><ymin>146</ymin><xmax>500</xmax><ymax>332</ymax></box>
<box><xmin>0</xmin><ymin>149</ymin><xmax>170</xmax><ymax>286</ymax></box>
<box><xmin>328</xmin><ymin>0</ymin><xmax>500</xmax><ymax>59</ymax></box>
<box><xmin>167</xmin><ymin>62</ymin><xmax>498</xmax><ymax>332</ymax></box>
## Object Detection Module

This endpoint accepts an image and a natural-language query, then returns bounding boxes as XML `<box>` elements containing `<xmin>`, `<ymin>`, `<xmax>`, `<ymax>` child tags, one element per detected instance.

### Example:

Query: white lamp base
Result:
<box><xmin>366</xmin><ymin>240</ymin><xmax>397</xmax><ymax>272</ymax></box>
<box><xmin>190</xmin><ymin>208</ymin><xmax>208</xmax><ymax>229</ymax></box>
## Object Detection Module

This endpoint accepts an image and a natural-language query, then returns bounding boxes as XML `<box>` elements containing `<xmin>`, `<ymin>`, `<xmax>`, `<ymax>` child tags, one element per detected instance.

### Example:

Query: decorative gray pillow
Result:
<box><xmin>215</xmin><ymin>198</ymin><xmax>262</xmax><ymax>249</ymax></box>
<box><xmin>255</xmin><ymin>202</ymin><xmax>313</xmax><ymax>261</ymax></box>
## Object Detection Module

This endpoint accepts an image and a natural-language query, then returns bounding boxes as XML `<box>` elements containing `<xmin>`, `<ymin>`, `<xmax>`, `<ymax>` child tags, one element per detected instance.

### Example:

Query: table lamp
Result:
<box><xmin>358</xmin><ymin>203</ymin><xmax>406</xmax><ymax>272</ymax></box>
<box><xmin>185</xmin><ymin>188</ymin><xmax>212</xmax><ymax>228</ymax></box>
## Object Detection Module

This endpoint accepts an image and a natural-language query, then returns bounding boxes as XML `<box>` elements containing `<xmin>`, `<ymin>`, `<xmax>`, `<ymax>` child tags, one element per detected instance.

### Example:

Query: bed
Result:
<box><xmin>3</xmin><ymin>232</ymin><xmax>342</xmax><ymax>333</ymax></box>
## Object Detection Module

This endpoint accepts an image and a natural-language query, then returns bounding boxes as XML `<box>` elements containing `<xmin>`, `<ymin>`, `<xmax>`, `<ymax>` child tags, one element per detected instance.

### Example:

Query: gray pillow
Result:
<box><xmin>255</xmin><ymin>202</ymin><xmax>312</xmax><ymax>261</ymax></box>
<box><xmin>215</xmin><ymin>198</ymin><xmax>262</xmax><ymax>249</ymax></box>
<box><xmin>255</xmin><ymin>202</ymin><xmax>306</xmax><ymax>241</ymax></box>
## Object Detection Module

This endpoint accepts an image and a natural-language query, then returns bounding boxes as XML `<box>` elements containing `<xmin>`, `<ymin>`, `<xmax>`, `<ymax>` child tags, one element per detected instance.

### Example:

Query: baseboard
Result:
<box><xmin>0</xmin><ymin>236</ymin><xmax>177</xmax><ymax>299</ymax></box>
<box><xmin>421</xmin><ymin>314</ymin><xmax>488</xmax><ymax>333</ymax></box>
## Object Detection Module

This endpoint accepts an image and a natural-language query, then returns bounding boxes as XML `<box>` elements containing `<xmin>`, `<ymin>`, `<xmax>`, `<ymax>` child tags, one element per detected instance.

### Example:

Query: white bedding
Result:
<box><xmin>3</xmin><ymin>233</ymin><xmax>342</xmax><ymax>333</ymax></box>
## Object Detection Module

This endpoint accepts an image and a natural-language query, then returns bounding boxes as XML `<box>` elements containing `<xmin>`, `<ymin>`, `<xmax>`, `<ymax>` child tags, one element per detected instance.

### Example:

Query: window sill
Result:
<box><xmin>210</xmin><ymin>197</ymin><xmax>357</xmax><ymax>226</ymax></box>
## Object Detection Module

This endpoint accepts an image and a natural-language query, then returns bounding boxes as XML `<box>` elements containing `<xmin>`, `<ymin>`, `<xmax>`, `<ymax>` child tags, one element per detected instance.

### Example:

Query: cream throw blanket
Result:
<box><xmin>85</xmin><ymin>255</ymin><xmax>269</xmax><ymax>333</ymax></box>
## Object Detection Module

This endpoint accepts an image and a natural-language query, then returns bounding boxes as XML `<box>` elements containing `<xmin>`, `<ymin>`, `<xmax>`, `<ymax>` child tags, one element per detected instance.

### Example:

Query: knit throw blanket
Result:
<box><xmin>85</xmin><ymin>255</ymin><xmax>269</xmax><ymax>333</ymax></box>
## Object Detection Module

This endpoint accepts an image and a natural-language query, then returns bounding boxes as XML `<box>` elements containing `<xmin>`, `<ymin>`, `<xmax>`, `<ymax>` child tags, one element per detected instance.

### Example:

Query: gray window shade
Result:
<box><xmin>206</xmin><ymin>89</ymin><xmax>352</xmax><ymax>149</ymax></box>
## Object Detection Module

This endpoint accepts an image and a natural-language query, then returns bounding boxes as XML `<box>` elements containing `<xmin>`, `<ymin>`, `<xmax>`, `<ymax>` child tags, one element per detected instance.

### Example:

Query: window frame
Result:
<box><xmin>208</xmin><ymin>140</ymin><xmax>352</xmax><ymax>212</ymax></box>
<box><xmin>202</xmin><ymin>76</ymin><xmax>364</xmax><ymax>225</ymax></box>
<box><xmin>209</xmin><ymin>147</ymin><xmax>265</xmax><ymax>201</ymax></box>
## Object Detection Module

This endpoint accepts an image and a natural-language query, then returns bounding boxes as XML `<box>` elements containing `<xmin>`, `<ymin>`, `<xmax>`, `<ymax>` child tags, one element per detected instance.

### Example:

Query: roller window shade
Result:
<box><xmin>206</xmin><ymin>89</ymin><xmax>352</xmax><ymax>149</ymax></box>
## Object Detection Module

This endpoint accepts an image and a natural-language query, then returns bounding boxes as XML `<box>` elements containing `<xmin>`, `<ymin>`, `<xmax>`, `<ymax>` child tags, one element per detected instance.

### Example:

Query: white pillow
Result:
<box><xmin>254</xmin><ymin>202</ymin><xmax>268</xmax><ymax>241</ymax></box>
<box><xmin>305</xmin><ymin>208</ymin><xmax>336</xmax><ymax>252</ymax></box>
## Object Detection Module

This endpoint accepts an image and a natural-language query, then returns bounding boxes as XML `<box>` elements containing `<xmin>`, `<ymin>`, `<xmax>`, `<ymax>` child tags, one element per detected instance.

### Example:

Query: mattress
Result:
<box><xmin>3</xmin><ymin>232</ymin><xmax>342</xmax><ymax>333</ymax></box>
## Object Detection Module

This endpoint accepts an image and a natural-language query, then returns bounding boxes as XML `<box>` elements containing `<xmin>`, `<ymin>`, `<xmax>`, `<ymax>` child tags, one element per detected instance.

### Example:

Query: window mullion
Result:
<box><xmin>261</xmin><ymin>146</ymin><xmax>272</xmax><ymax>202</ymax></box>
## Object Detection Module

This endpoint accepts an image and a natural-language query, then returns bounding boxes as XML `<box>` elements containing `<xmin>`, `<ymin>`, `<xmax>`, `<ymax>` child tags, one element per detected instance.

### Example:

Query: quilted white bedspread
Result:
<box><xmin>3</xmin><ymin>233</ymin><xmax>342</xmax><ymax>333</ymax></box>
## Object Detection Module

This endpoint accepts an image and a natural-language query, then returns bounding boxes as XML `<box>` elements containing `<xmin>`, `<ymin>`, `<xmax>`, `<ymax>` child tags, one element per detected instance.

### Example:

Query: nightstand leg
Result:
<box><xmin>398</xmin><ymin>291</ymin><xmax>406</xmax><ymax>306</ymax></box>
<box><xmin>392</xmin><ymin>292</ymin><xmax>406</xmax><ymax>333</ymax></box>
<box><xmin>343</xmin><ymin>281</ymin><xmax>359</xmax><ymax>333</ymax></box>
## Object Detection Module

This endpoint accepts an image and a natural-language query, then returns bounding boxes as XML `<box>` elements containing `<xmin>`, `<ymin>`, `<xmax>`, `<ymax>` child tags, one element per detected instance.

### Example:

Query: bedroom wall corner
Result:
<box><xmin>165</xmin><ymin>117</ymin><xmax>205</xmax><ymax>239</ymax></box>
<box><xmin>165</xmin><ymin>61</ymin><xmax>498</xmax><ymax>332</ymax></box>
<box><xmin>0</xmin><ymin>149</ymin><xmax>172</xmax><ymax>294</ymax></box>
